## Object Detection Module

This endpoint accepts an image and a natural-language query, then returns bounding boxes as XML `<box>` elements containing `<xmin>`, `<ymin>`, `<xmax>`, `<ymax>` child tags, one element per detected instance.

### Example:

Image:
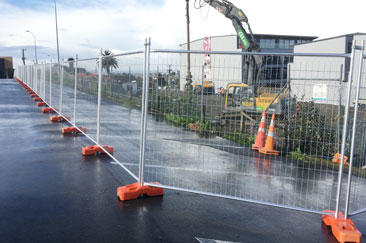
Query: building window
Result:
<box><xmin>346</xmin><ymin>41</ymin><xmax>352</xmax><ymax>53</ymax></box>
<box><xmin>279</xmin><ymin>39</ymin><xmax>295</xmax><ymax>49</ymax></box>
<box><xmin>259</xmin><ymin>39</ymin><xmax>276</xmax><ymax>49</ymax></box>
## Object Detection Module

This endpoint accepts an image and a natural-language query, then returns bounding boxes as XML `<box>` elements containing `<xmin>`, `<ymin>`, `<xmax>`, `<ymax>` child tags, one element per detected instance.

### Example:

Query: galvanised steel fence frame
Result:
<box><xmin>14</xmin><ymin>39</ymin><xmax>366</xmax><ymax>219</ymax></box>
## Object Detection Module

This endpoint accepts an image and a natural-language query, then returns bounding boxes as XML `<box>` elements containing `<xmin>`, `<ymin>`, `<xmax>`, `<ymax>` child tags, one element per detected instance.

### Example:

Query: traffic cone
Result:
<box><xmin>259</xmin><ymin>114</ymin><xmax>279</xmax><ymax>156</ymax></box>
<box><xmin>252</xmin><ymin>112</ymin><xmax>267</xmax><ymax>150</ymax></box>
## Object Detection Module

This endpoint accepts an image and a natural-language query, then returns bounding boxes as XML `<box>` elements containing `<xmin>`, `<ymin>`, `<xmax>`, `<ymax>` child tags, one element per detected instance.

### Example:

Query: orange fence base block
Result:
<box><xmin>117</xmin><ymin>182</ymin><xmax>164</xmax><ymax>201</ymax></box>
<box><xmin>258</xmin><ymin>147</ymin><xmax>279</xmax><ymax>156</ymax></box>
<box><xmin>33</xmin><ymin>97</ymin><xmax>41</xmax><ymax>102</ymax></box>
<box><xmin>42</xmin><ymin>107</ymin><xmax>55</xmax><ymax>113</ymax></box>
<box><xmin>50</xmin><ymin>115</ymin><xmax>69</xmax><ymax>123</ymax></box>
<box><xmin>322</xmin><ymin>210</ymin><xmax>361</xmax><ymax>243</ymax></box>
<box><xmin>62</xmin><ymin>126</ymin><xmax>87</xmax><ymax>134</ymax></box>
<box><xmin>82</xmin><ymin>145</ymin><xmax>114</xmax><ymax>156</ymax></box>
<box><xmin>37</xmin><ymin>102</ymin><xmax>47</xmax><ymax>107</ymax></box>
<box><xmin>30</xmin><ymin>94</ymin><xmax>37</xmax><ymax>97</ymax></box>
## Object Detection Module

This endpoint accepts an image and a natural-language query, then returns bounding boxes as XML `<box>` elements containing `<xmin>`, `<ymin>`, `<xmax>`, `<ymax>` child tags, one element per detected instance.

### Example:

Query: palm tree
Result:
<box><xmin>99</xmin><ymin>50</ymin><xmax>118</xmax><ymax>74</ymax></box>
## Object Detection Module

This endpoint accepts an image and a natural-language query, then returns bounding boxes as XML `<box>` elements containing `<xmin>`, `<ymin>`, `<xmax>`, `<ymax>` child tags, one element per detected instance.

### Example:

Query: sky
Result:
<box><xmin>0</xmin><ymin>0</ymin><xmax>365</xmax><ymax>67</ymax></box>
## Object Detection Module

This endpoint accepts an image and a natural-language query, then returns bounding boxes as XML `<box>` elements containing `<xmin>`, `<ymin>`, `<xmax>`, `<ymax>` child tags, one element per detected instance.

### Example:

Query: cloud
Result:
<box><xmin>1</xmin><ymin>0</ymin><xmax>365</xmax><ymax>68</ymax></box>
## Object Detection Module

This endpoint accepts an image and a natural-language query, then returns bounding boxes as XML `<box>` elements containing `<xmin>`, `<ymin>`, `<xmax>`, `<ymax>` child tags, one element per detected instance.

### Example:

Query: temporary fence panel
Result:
<box><xmin>50</xmin><ymin>63</ymin><xmax>61</xmax><ymax>112</ymax></box>
<box><xmin>59</xmin><ymin>60</ymin><xmax>76</xmax><ymax>121</ymax></box>
<box><xmin>98</xmin><ymin>52</ymin><xmax>144</xmax><ymax>178</ymax></box>
<box><xmin>71</xmin><ymin>58</ymin><xmax>99</xmax><ymax>142</ymax></box>
<box><xmin>140</xmin><ymin>48</ymin><xmax>366</xmax><ymax>214</ymax></box>
<box><xmin>347</xmin><ymin>44</ymin><xmax>366</xmax><ymax>215</ymax></box>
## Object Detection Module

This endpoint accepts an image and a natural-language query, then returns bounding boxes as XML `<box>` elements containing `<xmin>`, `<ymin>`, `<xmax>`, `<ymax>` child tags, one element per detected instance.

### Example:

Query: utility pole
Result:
<box><xmin>185</xmin><ymin>0</ymin><xmax>192</xmax><ymax>91</ymax></box>
<box><xmin>21</xmin><ymin>49</ymin><xmax>26</xmax><ymax>65</ymax></box>
<box><xmin>54</xmin><ymin>0</ymin><xmax>60</xmax><ymax>64</ymax></box>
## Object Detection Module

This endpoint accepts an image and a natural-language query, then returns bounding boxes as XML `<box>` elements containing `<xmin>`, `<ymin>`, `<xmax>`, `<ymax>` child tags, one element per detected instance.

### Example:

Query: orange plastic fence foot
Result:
<box><xmin>33</xmin><ymin>97</ymin><xmax>41</xmax><ymax>102</ymax></box>
<box><xmin>322</xmin><ymin>210</ymin><xmax>361</xmax><ymax>243</ymax></box>
<box><xmin>62</xmin><ymin>126</ymin><xmax>87</xmax><ymax>134</ymax></box>
<box><xmin>42</xmin><ymin>107</ymin><xmax>55</xmax><ymax>113</ymax></box>
<box><xmin>30</xmin><ymin>94</ymin><xmax>38</xmax><ymax>97</ymax></box>
<box><xmin>117</xmin><ymin>182</ymin><xmax>164</xmax><ymax>201</ymax></box>
<box><xmin>37</xmin><ymin>102</ymin><xmax>47</xmax><ymax>107</ymax></box>
<box><xmin>82</xmin><ymin>145</ymin><xmax>114</xmax><ymax>156</ymax></box>
<box><xmin>50</xmin><ymin>115</ymin><xmax>69</xmax><ymax>123</ymax></box>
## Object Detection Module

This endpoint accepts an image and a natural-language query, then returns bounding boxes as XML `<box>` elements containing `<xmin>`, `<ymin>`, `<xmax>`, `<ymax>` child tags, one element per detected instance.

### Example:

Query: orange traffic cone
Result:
<box><xmin>259</xmin><ymin>114</ymin><xmax>279</xmax><ymax>156</ymax></box>
<box><xmin>252</xmin><ymin>112</ymin><xmax>267</xmax><ymax>150</ymax></box>
<box><xmin>332</xmin><ymin>153</ymin><xmax>349</xmax><ymax>166</ymax></box>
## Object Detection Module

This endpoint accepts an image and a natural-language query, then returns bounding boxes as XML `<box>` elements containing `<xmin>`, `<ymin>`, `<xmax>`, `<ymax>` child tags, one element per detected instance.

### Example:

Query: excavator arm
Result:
<box><xmin>202</xmin><ymin>0</ymin><xmax>258</xmax><ymax>52</ymax></box>
<box><xmin>201</xmin><ymin>0</ymin><xmax>262</xmax><ymax>86</ymax></box>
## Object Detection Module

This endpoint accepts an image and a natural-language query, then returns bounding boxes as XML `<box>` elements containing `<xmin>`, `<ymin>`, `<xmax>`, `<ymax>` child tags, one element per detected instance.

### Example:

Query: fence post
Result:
<box><xmin>49</xmin><ymin>61</ymin><xmax>52</xmax><ymax>106</ymax></box>
<box><xmin>138</xmin><ymin>38</ymin><xmax>151</xmax><ymax>186</ymax></box>
<box><xmin>35</xmin><ymin>65</ymin><xmax>38</xmax><ymax>94</ymax></box>
<box><xmin>345</xmin><ymin>40</ymin><xmax>365</xmax><ymax>218</ymax></box>
<box><xmin>59</xmin><ymin>62</ymin><xmax>64</xmax><ymax>114</ymax></box>
<box><xmin>337</xmin><ymin>64</ymin><xmax>343</xmax><ymax>151</ymax></box>
<box><xmin>73</xmin><ymin>54</ymin><xmax>78</xmax><ymax>124</ymax></box>
<box><xmin>335</xmin><ymin>39</ymin><xmax>357</xmax><ymax>218</ymax></box>
<box><xmin>96</xmin><ymin>53</ymin><xmax>102</xmax><ymax>144</ymax></box>
<box><xmin>201</xmin><ymin>65</ymin><xmax>204</xmax><ymax>122</ymax></box>
<box><xmin>43</xmin><ymin>62</ymin><xmax>46</xmax><ymax>100</ymax></box>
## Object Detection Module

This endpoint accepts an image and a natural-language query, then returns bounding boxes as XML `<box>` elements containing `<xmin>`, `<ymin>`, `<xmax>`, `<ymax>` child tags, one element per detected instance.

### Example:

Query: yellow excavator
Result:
<box><xmin>224</xmin><ymin>83</ymin><xmax>295</xmax><ymax>115</ymax></box>
<box><xmin>196</xmin><ymin>0</ymin><xmax>296</xmax><ymax>122</ymax></box>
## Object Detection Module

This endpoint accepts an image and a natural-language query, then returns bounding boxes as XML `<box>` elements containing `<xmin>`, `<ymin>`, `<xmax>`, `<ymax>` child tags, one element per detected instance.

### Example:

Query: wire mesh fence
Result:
<box><xmin>15</xmin><ymin>39</ymin><xmax>366</xmax><ymax>216</ymax></box>
<box><xmin>98</xmin><ymin>52</ymin><xmax>144</xmax><ymax>177</ymax></box>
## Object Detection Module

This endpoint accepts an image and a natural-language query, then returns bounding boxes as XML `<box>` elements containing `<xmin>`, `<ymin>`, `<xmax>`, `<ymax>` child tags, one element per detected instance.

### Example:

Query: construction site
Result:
<box><xmin>2</xmin><ymin>0</ymin><xmax>366</xmax><ymax>242</ymax></box>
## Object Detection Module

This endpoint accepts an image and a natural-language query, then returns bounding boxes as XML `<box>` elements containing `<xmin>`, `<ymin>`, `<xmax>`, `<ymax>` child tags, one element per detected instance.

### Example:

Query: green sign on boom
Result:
<box><xmin>237</xmin><ymin>29</ymin><xmax>249</xmax><ymax>48</ymax></box>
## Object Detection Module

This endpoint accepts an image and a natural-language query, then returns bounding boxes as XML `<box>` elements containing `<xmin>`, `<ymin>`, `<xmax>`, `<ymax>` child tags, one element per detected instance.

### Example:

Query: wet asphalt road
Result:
<box><xmin>2</xmin><ymin>78</ymin><xmax>365</xmax><ymax>242</ymax></box>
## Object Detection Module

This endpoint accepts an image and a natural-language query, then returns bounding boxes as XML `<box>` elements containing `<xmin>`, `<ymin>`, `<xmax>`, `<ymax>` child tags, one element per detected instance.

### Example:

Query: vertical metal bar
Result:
<box><xmin>138</xmin><ymin>38</ymin><xmax>150</xmax><ymax>185</ymax></box>
<box><xmin>138</xmin><ymin>39</ymin><xmax>148</xmax><ymax>185</ymax></box>
<box><xmin>337</xmin><ymin>64</ymin><xmax>344</xmax><ymax>151</ymax></box>
<box><xmin>96</xmin><ymin>54</ymin><xmax>103</xmax><ymax>144</ymax></box>
<box><xmin>50</xmin><ymin>61</ymin><xmax>52</xmax><ymax>106</ymax></box>
<box><xmin>43</xmin><ymin>62</ymin><xmax>46</xmax><ymax>99</ymax></box>
<box><xmin>201</xmin><ymin>65</ymin><xmax>204</xmax><ymax>121</ymax></box>
<box><xmin>345</xmin><ymin>40</ymin><xmax>365</xmax><ymax>218</ymax></box>
<box><xmin>335</xmin><ymin>40</ymin><xmax>357</xmax><ymax>218</ymax></box>
<box><xmin>73</xmin><ymin>54</ymin><xmax>78</xmax><ymax>124</ymax></box>
<box><xmin>59</xmin><ymin>62</ymin><xmax>64</xmax><ymax>114</ymax></box>
<box><xmin>35</xmin><ymin>65</ymin><xmax>38</xmax><ymax>94</ymax></box>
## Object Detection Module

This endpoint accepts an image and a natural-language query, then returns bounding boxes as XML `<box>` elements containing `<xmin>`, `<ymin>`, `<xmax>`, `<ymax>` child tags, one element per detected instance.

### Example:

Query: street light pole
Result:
<box><xmin>54</xmin><ymin>0</ymin><xmax>60</xmax><ymax>64</ymax></box>
<box><xmin>26</xmin><ymin>30</ymin><xmax>38</xmax><ymax>64</ymax></box>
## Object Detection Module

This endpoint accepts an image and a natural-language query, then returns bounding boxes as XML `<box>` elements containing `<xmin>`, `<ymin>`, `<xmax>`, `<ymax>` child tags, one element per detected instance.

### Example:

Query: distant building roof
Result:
<box><xmin>179</xmin><ymin>34</ymin><xmax>318</xmax><ymax>46</ymax></box>
<box><xmin>294</xmin><ymin>32</ymin><xmax>366</xmax><ymax>46</ymax></box>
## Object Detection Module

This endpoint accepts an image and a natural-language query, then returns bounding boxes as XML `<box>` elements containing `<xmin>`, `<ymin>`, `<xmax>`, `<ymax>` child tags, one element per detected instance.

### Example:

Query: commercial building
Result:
<box><xmin>291</xmin><ymin>33</ymin><xmax>366</xmax><ymax>106</ymax></box>
<box><xmin>179</xmin><ymin>34</ymin><xmax>317</xmax><ymax>91</ymax></box>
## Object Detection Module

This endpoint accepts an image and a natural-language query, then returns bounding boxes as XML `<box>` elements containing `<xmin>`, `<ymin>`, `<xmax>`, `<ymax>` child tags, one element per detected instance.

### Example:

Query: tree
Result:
<box><xmin>100</xmin><ymin>50</ymin><xmax>119</xmax><ymax>74</ymax></box>
<box><xmin>67</xmin><ymin>57</ymin><xmax>75</xmax><ymax>69</ymax></box>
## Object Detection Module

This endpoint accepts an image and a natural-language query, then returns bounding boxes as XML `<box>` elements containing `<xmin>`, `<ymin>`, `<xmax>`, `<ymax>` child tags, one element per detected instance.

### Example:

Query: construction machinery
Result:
<box><xmin>193</xmin><ymin>81</ymin><xmax>215</xmax><ymax>95</ymax></box>
<box><xmin>224</xmin><ymin>83</ymin><xmax>295</xmax><ymax>115</ymax></box>
<box><xmin>195</xmin><ymin>0</ymin><xmax>295</xmax><ymax>123</ymax></box>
